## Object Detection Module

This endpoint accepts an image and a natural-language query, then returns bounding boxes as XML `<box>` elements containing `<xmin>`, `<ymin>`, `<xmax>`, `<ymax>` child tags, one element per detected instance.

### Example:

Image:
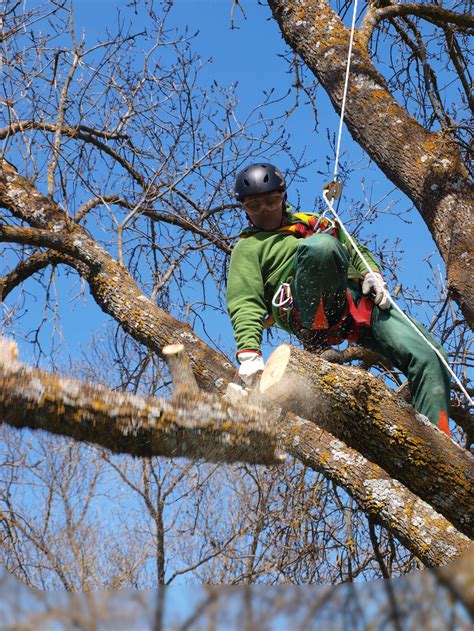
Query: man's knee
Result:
<box><xmin>296</xmin><ymin>233</ymin><xmax>346</xmax><ymax>267</ymax></box>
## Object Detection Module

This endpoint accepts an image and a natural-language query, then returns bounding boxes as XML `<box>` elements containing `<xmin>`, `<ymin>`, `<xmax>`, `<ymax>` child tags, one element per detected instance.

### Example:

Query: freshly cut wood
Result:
<box><xmin>163</xmin><ymin>343</ymin><xmax>199</xmax><ymax>393</ymax></box>
<box><xmin>260</xmin><ymin>344</ymin><xmax>474</xmax><ymax>539</ymax></box>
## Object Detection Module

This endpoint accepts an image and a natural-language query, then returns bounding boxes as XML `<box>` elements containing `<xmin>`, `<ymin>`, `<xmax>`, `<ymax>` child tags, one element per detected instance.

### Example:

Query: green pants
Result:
<box><xmin>288</xmin><ymin>233</ymin><xmax>451</xmax><ymax>430</ymax></box>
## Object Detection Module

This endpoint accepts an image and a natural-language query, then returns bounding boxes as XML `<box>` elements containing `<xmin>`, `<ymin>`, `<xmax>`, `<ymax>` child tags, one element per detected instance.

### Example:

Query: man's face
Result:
<box><xmin>242</xmin><ymin>191</ymin><xmax>284</xmax><ymax>231</ymax></box>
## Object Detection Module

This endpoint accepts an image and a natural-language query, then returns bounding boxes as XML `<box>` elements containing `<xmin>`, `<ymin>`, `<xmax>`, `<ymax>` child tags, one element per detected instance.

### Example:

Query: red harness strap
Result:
<box><xmin>311</xmin><ymin>289</ymin><xmax>374</xmax><ymax>345</ymax></box>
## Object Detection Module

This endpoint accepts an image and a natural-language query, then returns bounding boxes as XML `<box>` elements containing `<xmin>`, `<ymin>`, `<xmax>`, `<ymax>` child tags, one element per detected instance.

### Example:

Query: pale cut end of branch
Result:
<box><xmin>0</xmin><ymin>337</ymin><xmax>19</xmax><ymax>371</ymax></box>
<box><xmin>163</xmin><ymin>343</ymin><xmax>199</xmax><ymax>393</ymax></box>
<box><xmin>260</xmin><ymin>344</ymin><xmax>291</xmax><ymax>394</ymax></box>
<box><xmin>259</xmin><ymin>344</ymin><xmax>305</xmax><ymax>410</ymax></box>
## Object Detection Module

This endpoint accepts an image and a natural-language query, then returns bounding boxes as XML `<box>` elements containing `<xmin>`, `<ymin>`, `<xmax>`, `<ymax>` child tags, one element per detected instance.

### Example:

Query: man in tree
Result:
<box><xmin>226</xmin><ymin>163</ymin><xmax>451</xmax><ymax>434</ymax></box>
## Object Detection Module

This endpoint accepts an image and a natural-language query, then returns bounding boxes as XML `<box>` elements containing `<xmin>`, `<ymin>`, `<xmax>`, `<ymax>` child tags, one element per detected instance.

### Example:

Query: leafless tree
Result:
<box><xmin>0</xmin><ymin>0</ymin><xmax>473</xmax><ymax>593</ymax></box>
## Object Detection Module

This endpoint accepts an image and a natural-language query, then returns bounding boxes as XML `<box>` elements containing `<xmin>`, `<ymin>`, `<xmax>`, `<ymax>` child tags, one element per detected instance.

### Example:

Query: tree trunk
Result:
<box><xmin>268</xmin><ymin>0</ymin><xmax>474</xmax><ymax>328</ymax></box>
<box><xmin>260</xmin><ymin>344</ymin><xmax>474</xmax><ymax>539</ymax></box>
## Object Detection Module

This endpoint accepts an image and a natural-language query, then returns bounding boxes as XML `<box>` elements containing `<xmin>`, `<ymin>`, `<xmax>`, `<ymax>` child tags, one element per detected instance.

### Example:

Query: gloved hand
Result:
<box><xmin>362</xmin><ymin>271</ymin><xmax>391</xmax><ymax>310</ymax></box>
<box><xmin>237</xmin><ymin>350</ymin><xmax>265</xmax><ymax>387</ymax></box>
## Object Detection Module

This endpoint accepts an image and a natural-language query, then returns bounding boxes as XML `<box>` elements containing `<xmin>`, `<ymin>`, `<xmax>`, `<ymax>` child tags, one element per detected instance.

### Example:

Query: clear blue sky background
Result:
<box><xmin>6</xmin><ymin>0</ymin><xmax>446</xmax><ymax>367</ymax></box>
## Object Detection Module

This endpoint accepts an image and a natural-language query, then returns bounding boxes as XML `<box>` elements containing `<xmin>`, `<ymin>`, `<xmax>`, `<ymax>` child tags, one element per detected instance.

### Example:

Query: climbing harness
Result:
<box><xmin>320</xmin><ymin>0</ymin><xmax>473</xmax><ymax>408</ymax></box>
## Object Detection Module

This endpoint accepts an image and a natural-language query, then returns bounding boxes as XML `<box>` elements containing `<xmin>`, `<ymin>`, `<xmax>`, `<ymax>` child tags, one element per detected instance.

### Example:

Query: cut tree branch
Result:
<box><xmin>0</xmin><ymin>339</ymin><xmax>282</xmax><ymax>465</ymax></box>
<box><xmin>0</xmin><ymin>338</ymin><xmax>470</xmax><ymax>566</ymax></box>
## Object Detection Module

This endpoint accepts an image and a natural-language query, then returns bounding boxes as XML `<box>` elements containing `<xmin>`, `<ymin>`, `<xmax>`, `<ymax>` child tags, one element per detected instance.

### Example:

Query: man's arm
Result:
<box><xmin>226</xmin><ymin>240</ymin><xmax>267</xmax><ymax>354</ymax></box>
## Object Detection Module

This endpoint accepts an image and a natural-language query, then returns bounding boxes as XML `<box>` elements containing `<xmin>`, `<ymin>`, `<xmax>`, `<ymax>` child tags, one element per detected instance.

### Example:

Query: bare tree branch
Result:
<box><xmin>0</xmin><ymin>159</ymin><xmax>235</xmax><ymax>392</ymax></box>
<box><xmin>360</xmin><ymin>4</ymin><xmax>474</xmax><ymax>47</ymax></box>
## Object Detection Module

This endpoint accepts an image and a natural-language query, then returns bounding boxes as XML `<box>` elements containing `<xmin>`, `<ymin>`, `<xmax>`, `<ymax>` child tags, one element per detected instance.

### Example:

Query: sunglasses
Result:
<box><xmin>242</xmin><ymin>193</ymin><xmax>283</xmax><ymax>215</ymax></box>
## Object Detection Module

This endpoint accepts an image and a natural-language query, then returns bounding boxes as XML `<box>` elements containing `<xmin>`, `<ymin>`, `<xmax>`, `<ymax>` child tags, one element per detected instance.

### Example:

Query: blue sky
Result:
<box><xmin>4</xmin><ymin>0</ymin><xmax>447</xmax><ymax>367</ymax></box>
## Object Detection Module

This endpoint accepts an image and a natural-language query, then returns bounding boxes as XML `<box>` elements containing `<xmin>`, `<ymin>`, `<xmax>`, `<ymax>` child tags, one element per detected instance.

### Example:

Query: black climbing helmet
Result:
<box><xmin>234</xmin><ymin>163</ymin><xmax>286</xmax><ymax>202</ymax></box>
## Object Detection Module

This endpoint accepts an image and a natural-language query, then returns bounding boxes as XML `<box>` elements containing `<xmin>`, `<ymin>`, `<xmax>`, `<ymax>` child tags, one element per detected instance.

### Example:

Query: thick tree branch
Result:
<box><xmin>282</xmin><ymin>415</ymin><xmax>471</xmax><ymax>567</ymax></box>
<box><xmin>319</xmin><ymin>346</ymin><xmax>473</xmax><ymax>441</ymax></box>
<box><xmin>0</xmin><ymin>340</ymin><xmax>281</xmax><ymax>465</ymax></box>
<box><xmin>260</xmin><ymin>344</ymin><xmax>474</xmax><ymax>539</ymax></box>
<box><xmin>359</xmin><ymin>4</ymin><xmax>474</xmax><ymax>47</ymax></box>
<box><xmin>0</xmin><ymin>338</ymin><xmax>470</xmax><ymax>566</ymax></box>
<box><xmin>0</xmin><ymin>160</ymin><xmax>235</xmax><ymax>392</ymax></box>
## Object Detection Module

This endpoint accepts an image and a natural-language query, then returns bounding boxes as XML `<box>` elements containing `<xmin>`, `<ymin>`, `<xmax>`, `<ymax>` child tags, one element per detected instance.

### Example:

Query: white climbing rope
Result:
<box><xmin>321</xmin><ymin>0</ymin><xmax>473</xmax><ymax>407</ymax></box>
<box><xmin>333</xmin><ymin>0</ymin><xmax>359</xmax><ymax>180</ymax></box>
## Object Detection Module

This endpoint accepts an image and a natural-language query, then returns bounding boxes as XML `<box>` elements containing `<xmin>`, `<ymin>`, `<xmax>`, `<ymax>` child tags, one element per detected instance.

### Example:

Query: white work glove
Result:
<box><xmin>362</xmin><ymin>271</ymin><xmax>391</xmax><ymax>310</ymax></box>
<box><xmin>237</xmin><ymin>350</ymin><xmax>265</xmax><ymax>386</ymax></box>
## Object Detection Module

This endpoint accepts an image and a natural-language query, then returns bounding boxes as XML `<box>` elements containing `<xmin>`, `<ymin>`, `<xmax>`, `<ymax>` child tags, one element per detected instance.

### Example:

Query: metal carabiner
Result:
<box><xmin>272</xmin><ymin>283</ymin><xmax>293</xmax><ymax>311</ymax></box>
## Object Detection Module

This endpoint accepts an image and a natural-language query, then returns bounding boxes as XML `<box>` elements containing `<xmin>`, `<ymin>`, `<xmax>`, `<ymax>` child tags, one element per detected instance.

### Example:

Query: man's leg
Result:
<box><xmin>358</xmin><ymin>306</ymin><xmax>451</xmax><ymax>434</ymax></box>
<box><xmin>290</xmin><ymin>233</ymin><xmax>349</xmax><ymax>330</ymax></box>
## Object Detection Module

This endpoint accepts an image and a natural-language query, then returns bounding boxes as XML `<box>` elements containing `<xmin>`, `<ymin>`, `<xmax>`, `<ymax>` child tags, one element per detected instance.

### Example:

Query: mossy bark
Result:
<box><xmin>281</xmin><ymin>414</ymin><xmax>471</xmax><ymax>566</ymax></box>
<box><xmin>260</xmin><ymin>343</ymin><xmax>474</xmax><ymax>539</ymax></box>
<box><xmin>0</xmin><ymin>353</ymin><xmax>281</xmax><ymax>465</ymax></box>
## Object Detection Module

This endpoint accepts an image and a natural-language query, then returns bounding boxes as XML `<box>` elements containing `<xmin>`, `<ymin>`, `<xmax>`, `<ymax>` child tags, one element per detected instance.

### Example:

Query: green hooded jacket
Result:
<box><xmin>226</xmin><ymin>207</ymin><xmax>380</xmax><ymax>352</ymax></box>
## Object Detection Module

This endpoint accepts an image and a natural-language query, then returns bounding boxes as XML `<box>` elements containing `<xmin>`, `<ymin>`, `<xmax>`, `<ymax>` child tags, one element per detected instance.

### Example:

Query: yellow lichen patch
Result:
<box><xmin>370</xmin><ymin>89</ymin><xmax>391</xmax><ymax>102</ymax></box>
<box><xmin>365</xmin><ymin>392</ymin><xmax>384</xmax><ymax>422</ymax></box>
<box><xmin>295</xmin><ymin>5</ymin><xmax>306</xmax><ymax>21</ymax></box>
<box><xmin>422</xmin><ymin>136</ymin><xmax>441</xmax><ymax>150</ymax></box>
